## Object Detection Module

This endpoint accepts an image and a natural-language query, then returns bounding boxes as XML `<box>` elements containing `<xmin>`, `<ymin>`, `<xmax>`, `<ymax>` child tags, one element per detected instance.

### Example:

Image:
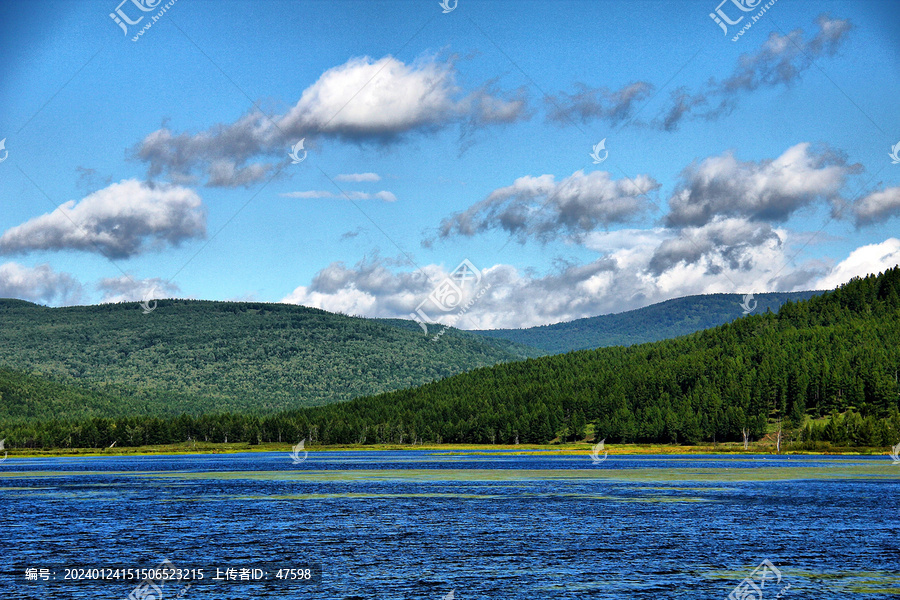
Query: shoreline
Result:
<box><xmin>3</xmin><ymin>441</ymin><xmax>892</xmax><ymax>459</ymax></box>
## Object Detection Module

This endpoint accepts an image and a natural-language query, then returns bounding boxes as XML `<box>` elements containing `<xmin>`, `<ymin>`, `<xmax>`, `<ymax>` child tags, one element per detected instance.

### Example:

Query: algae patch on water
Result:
<box><xmin>228</xmin><ymin>492</ymin><xmax>504</xmax><ymax>500</ymax></box>
<box><xmin>126</xmin><ymin>464</ymin><xmax>900</xmax><ymax>484</ymax></box>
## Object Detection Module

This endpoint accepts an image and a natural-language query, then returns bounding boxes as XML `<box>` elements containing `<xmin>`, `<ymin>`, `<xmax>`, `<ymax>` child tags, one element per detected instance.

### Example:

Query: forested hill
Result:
<box><xmin>0</xmin><ymin>366</ymin><xmax>131</xmax><ymax>423</ymax></box>
<box><xmin>290</xmin><ymin>268</ymin><xmax>900</xmax><ymax>445</ymax></box>
<box><xmin>2</xmin><ymin>269</ymin><xmax>899</xmax><ymax>449</ymax></box>
<box><xmin>0</xmin><ymin>299</ymin><xmax>539</xmax><ymax>417</ymax></box>
<box><xmin>473</xmin><ymin>291</ymin><xmax>821</xmax><ymax>353</ymax></box>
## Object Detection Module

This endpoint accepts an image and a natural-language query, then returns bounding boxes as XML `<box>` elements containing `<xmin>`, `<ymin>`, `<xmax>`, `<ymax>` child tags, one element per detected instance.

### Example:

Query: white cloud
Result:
<box><xmin>436</xmin><ymin>170</ymin><xmax>660</xmax><ymax>243</ymax></box>
<box><xmin>0</xmin><ymin>180</ymin><xmax>206</xmax><ymax>259</ymax></box>
<box><xmin>280</xmin><ymin>190</ymin><xmax>397</xmax><ymax>201</ymax></box>
<box><xmin>0</xmin><ymin>262</ymin><xmax>83</xmax><ymax>306</ymax></box>
<box><xmin>853</xmin><ymin>186</ymin><xmax>900</xmax><ymax>227</ymax></box>
<box><xmin>281</xmin><ymin>257</ymin><xmax>431</xmax><ymax>317</ymax></box>
<box><xmin>278</xmin><ymin>228</ymin><xmax>823</xmax><ymax>329</ymax></box>
<box><xmin>814</xmin><ymin>238</ymin><xmax>900</xmax><ymax>289</ymax></box>
<box><xmin>281</xmin><ymin>190</ymin><xmax>335</xmax><ymax>199</ymax></box>
<box><xmin>96</xmin><ymin>276</ymin><xmax>181</xmax><ymax>304</ymax></box>
<box><xmin>136</xmin><ymin>55</ymin><xmax>527</xmax><ymax>186</ymax></box>
<box><xmin>648</xmin><ymin>217</ymin><xmax>782</xmax><ymax>276</ymax></box>
<box><xmin>336</xmin><ymin>173</ymin><xmax>381</xmax><ymax>182</ymax></box>
<box><xmin>666</xmin><ymin>143</ymin><xmax>854</xmax><ymax>227</ymax></box>
<box><xmin>280</xmin><ymin>55</ymin><xmax>526</xmax><ymax>139</ymax></box>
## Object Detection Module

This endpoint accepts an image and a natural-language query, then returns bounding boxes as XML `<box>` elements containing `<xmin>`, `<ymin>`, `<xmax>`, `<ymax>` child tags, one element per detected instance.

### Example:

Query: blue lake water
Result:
<box><xmin>1</xmin><ymin>451</ymin><xmax>898</xmax><ymax>599</ymax></box>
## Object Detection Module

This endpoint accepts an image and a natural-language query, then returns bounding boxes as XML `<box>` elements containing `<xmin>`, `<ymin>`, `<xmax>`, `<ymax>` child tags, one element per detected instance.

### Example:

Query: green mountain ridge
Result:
<box><xmin>0</xmin><ymin>290</ymin><xmax>820</xmax><ymax>422</ymax></box>
<box><xmin>473</xmin><ymin>291</ymin><xmax>822</xmax><ymax>353</ymax></box>
<box><xmin>0</xmin><ymin>299</ymin><xmax>538</xmax><ymax>418</ymax></box>
<box><xmin>3</xmin><ymin>269</ymin><xmax>898</xmax><ymax>449</ymax></box>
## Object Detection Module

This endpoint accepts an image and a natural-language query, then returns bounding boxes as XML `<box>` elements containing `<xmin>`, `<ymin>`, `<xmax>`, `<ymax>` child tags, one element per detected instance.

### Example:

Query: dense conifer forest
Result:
<box><xmin>0</xmin><ymin>299</ymin><xmax>538</xmax><ymax>415</ymax></box>
<box><xmin>1</xmin><ymin>268</ymin><xmax>897</xmax><ymax>450</ymax></box>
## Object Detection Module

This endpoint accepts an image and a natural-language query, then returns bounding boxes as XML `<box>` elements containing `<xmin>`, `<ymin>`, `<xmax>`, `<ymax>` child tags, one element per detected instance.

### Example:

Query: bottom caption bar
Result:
<box><xmin>12</xmin><ymin>558</ymin><xmax>322</xmax><ymax>592</ymax></box>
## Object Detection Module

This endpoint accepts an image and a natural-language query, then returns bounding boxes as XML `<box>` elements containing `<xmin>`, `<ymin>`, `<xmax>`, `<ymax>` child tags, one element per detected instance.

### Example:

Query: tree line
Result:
<box><xmin>2</xmin><ymin>267</ymin><xmax>898</xmax><ymax>449</ymax></box>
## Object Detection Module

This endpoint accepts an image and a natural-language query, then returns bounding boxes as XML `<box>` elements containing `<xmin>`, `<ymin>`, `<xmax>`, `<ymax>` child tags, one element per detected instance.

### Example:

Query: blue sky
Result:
<box><xmin>0</xmin><ymin>0</ymin><xmax>898</xmax><ymax>329</ymax></box>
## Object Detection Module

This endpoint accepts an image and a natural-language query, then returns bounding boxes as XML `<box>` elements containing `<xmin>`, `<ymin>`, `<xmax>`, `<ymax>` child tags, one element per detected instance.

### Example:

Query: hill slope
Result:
<box><xmin>0</xmin><ymin>299</ymin><xmax>539</xmax><ymax>417</ymax></box>
<box><xmin>2</xmin><ymin>270</ymin><xmax>899</xmax><ymax>449</ymax></box>
<box><xmin>289</xmin><ymin>270</ymin><xmax>898</xmax><ymax>445</ymax></box>
<box><xmin>473</xmin><ymin>291</ymin><xmax>821</xmax><ymax>353</ymax></box>
<box><xmin>0</xmin><ymin>366</ymin><xmax>130</xmax><ymax>423</ymax></box>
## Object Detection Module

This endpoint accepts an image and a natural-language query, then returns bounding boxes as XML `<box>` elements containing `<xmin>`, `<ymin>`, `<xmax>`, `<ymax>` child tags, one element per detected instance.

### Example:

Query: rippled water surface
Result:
<box><xmin>2</xmin><ymin>451</ymin><xmax>899</xmax><ymax>599</ymax></box>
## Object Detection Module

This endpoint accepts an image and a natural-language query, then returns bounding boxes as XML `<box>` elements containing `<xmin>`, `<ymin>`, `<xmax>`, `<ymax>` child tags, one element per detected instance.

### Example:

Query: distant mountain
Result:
<box><xmin>472</xmin><ymin>291</ymin><xmax>822</xmax><ymax>354</ymax></box>
<box><xmin>0</xmin><ymin>299</ymin><xmax>539</xmax><ymax>419</ymax></box>
<box><xmin>9</xmin><ymin>270</ymin><xmax>897</xmax><ymax>450</ymax></box>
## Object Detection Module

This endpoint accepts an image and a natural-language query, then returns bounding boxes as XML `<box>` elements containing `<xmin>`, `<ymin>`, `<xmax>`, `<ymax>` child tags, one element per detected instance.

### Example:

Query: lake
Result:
<box><xmin>1</xmin><ymin>451</ymin><xmax>898</xmax><ymax>599</ymax></box>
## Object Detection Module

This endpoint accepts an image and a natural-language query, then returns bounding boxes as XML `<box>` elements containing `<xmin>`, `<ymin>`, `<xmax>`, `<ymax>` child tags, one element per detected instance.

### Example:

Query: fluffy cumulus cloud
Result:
<box><xmin>852</xmin><ymin>186</ymin><xmax>900</xmax><ymax>227</ymax></box>
<box><xmin>813</xmin><ymin>238</ymin><xmax>900</xmax><ymax>290</ymax></box>
<box><xmin>280</xmin><ymin>55</ymin><xmax>525</xmax><ymax>138</ymax></box>
<box><xmin>647</xmin><ymin>217</ymin><xmax>782</xmax><ymax>276</ymax></box>
<box><xmin>274</xmin><ymin>255</ymin><xmax>674</xmax><ymax>329</ymax></box>
<box><xmin>0</xmin><ymin>180</ymin><xmax>206</xmax><ymax>259</ymax></box>
<box><xmin>136</xmin><ymin>55</ymin><xmax>527</xmax><ymax>187</ymax></box>
<box><xmin>275</xmin><ymin>230</ymin><xmax>791</xmax><ymax>329</ymax></box>
<box><xmin>281</xmin><ymin>257</ymin><xmax>435</xmax><ymax>318</ymax></box>
<box><xmin>96</xmin><ymin>276</ymin><xmax>181</xmax><ymax>304</ymax></box>
<box><xmin>280</xmin><ymin>225</ymin><xmax>900</xmax><ymax>330</ymax></box>
<box><xmin>0</xmin><ymin>262</ymin><xmax>83</xmax><ymax>306</ymax></box>
<box><xmin>435</xmin><ymin>170</ymin><xmax>660</xmax><ymax>244</ymax></box>
<box><xmin>281</xmin><ymin>190</ymin><xmax>397</xmax><ymax>202</ymax></box>
<box><xmin>397</xmin><ymin>139</ymin><xmax>894</xmax><ymax>326</ymax></box>
<box><xmin>665</xmin><ymin>143</ymin><xmax>855</xmax><ymax>227</ymax></box>
<box><xmin>547</xmin><ymin>15</ymin><xmax>852</xmax><ymax>130</ymax></box>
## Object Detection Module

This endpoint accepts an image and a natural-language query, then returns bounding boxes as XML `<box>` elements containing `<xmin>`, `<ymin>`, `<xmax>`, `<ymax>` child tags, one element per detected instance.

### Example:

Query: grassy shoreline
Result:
<box><xmin>3</xmin><ymin>441</ymin><xmax>894</xmax><ymax>459</ymax></box>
